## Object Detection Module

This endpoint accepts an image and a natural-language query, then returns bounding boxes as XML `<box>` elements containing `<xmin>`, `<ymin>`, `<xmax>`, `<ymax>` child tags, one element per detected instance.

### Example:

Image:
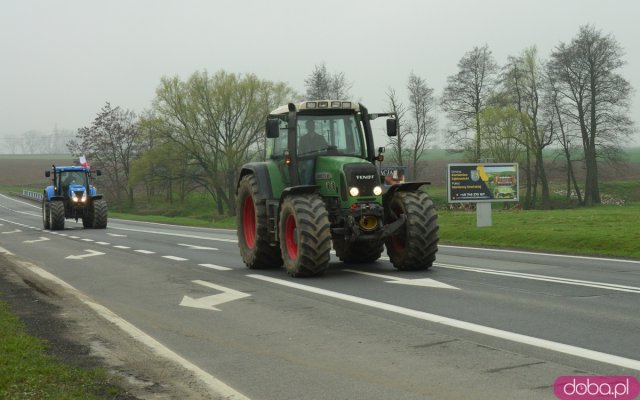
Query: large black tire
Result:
<box><xmin>385</xmin><ymin>191</ymin><xmax>439</xmax><ymax>271</ymax></box>
<box><xmin>49</xmin><ymin>200</ymin><xmax>65</xmax><ymax>231</ymax></box>
<box><xmin>42</xmin><ymin>197</ymin><xmax>50</xmax><ymax>230</ymax></box>
<box><xmin>279</xmin><ymin>194</ymin><xmax>331</xmax><ymax>277</ymax></box>
<box><xmin>236</xmin><ymin>175</ymin><xmax>282</xmax><ymax>269</ymax></box>
<box><xmin>91</xmin><ymin>199</ymin><xmax>108</xmax><ymax>229</ymax></box>
<box><xmin>333</xmin><ymin>239</ymin><xmax>383</xmax><ymax>263</ymax></box>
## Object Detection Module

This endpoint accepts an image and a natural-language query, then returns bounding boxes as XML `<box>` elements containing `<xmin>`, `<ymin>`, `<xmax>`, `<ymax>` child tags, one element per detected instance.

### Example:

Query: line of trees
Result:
<box><xmin>388</xmin><ymin>24</ymin><xmax>634</xmax><ymax>208</ymax></box>
<box><xmin>0</xmin><ymin>128</ymin><xmax>72</xmax><ymax>154</ymax></box>
<box><xmin>66</xmin><ymin>24</ymin><xmax>634</xmax><ymax>214</ymax></box>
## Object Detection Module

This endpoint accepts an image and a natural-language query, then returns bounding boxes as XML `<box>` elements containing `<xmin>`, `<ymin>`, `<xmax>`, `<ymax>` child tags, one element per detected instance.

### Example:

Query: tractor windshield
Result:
<box><xmin>59</xmin><ymin>171</ymin><xmax>87</xmax><ymax>188</ymax></box>
<box><xmin>268</xmin><ymin>114</ymin><xmax>366</xmax><ymax>159</ymax></box>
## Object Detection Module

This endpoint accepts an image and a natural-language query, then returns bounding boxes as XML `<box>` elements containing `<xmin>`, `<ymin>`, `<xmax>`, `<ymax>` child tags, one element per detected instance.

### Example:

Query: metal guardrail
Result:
<box><xmin>22</xmin><ymin>189</ymin><xmax>43</xmax><ymax>201</ymax></box>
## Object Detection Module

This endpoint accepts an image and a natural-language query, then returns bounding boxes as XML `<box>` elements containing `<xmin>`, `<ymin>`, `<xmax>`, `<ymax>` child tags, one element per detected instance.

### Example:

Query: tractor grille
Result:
<box><xmin>344</xmin><ymin>163</ymin><xmax>379</xmax><ymax>197</ymax></box>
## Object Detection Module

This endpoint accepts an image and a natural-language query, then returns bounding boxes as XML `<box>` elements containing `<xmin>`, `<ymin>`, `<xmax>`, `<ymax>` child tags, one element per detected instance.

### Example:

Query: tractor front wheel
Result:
<box><xmin>49</xmin><ymin>200</ymin><xmax>65</xmax><ymax>231</ymax></box>
<box><xmin>385</xmin><ymin>191</ymin><xmax>439</xmax><ymax>271</ymax></box>
<box><xmin>92</xmin><ymin>199</ymin><xmax>108</xmax><ymax>229</ymax></box>
<box><xmin>279</xmin><ymin>194</ymin><xmax>331</xmax><ymax>277</ymax></box>
<box><xmin>236</xmin><ymin>175</ymin><xmax>282</xmax><ymax>269</ymax></box>
<box><xmin>42</xmin><ymin>197</ymin><xmax>50</xmax><ymax>229</ymax></box>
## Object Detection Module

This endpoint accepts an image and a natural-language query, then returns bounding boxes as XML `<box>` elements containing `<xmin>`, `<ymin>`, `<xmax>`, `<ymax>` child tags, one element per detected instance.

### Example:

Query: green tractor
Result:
<box><xmin>236</xmin><ymin>100</ymin><xmax>439</xmax><ymax>277</ymax></box>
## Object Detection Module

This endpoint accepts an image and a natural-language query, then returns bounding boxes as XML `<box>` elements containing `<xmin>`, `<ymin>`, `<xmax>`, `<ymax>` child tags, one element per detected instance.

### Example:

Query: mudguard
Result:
<box><xmin>382</xmin><ymin>181</ymin><xmax>430</xmax><ymax>207</ymax></box>
<box><xmin>44</xmin><ymin>186</ymin><xmax>63</xmax><ymax>201</ymax></box>
<box><xmin>238</xmin><ymin>163</ymin><xmax>273</xmax><ymax>201</ymax></box>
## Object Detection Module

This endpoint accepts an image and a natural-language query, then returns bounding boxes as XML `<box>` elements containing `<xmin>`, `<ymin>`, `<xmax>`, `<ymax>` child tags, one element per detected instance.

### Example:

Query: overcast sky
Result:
<box><xmin>1</xmin><ymin>0</ymin><xmax>638</xmax><ymax>146</ymax></box>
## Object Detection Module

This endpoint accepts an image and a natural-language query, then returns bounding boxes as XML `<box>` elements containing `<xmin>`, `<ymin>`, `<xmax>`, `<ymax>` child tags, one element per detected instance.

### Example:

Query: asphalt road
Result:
<box><xmin>1</xmin><ymin>193</ymin><xmax>639</xmax><ymax>400</ymax></box>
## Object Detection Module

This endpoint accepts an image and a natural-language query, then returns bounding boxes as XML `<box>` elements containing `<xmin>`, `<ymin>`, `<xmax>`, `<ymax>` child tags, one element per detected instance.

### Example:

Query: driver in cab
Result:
<box><xmin>298</xmin><ymin>119</ymin><xmax>327</xmax><ymax>156</ymax></box>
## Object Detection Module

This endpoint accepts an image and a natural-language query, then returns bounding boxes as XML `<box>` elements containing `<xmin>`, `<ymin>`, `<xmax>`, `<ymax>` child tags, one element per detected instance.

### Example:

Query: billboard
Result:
<box><xmin>447</xmin><ymin>163</ymin><xmax>519</xmax><ymax>203</ymax></box>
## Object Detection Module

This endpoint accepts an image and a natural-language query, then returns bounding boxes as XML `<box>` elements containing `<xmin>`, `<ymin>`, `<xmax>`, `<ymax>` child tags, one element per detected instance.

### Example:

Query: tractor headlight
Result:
<box><xmin>373</xmin><ymin>186</ymin><xmax>383</xmax><ymax>196</ymax></box>
<box><xmin>72</xmin><ymin>194</ymin><xmax>78</xmax><ymax>202</ymax></box>
<box><xmin>349</xmin><ymin>187</ymin><xmax>360</xmax><ymax>197</ymax></box>
<box><xmin>81</xmin><ymin>192</ymin><xmax>87</xmax><ymax>202</ymax></box>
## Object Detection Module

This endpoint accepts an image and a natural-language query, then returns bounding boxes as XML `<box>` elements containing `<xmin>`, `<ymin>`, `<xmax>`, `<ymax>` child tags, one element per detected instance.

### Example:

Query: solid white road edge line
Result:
<box><xmin>436</xmin><ymin>263</ymin><xmax>640</xmax><ymax>293</ymax></box>
<box><xmin>247</xmin><ymin>274</ymin><xmax>640</xmax><ymax>371</ymax></box>
<box><xmin>5</xmin><ymin>252</ymin><xmax>249</xmax><ymax>400</ymax></box>
<box><xmin>439</xmin><ymin>244</ymin><xmax>640</xmax><ymax>264</ymax></box>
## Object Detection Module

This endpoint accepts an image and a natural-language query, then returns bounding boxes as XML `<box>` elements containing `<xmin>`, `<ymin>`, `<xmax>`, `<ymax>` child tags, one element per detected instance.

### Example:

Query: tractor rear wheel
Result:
<box><xmin>236</xmin><ymin>175</ymin><xmax>282</xmax><ymax>269</ymax></box>
<box><xmin>49</xmin><ymin>200</ymin><xmax>65</xmax><ymax>231</ymax></box>
<box><xmin>333</xmin><ymin>239</ymin><xmax>383</xmax><ymax>263</ymax></box>
<box><xmin>385</xmin><ymin>191</ymin><xmax>439</xmax><ymax>271</ymax></box>
<box><xmin>42</xmin><ymin>197</ymin><xmax>50</xmax><ymax>229</ymax></box>
<box><xmin>92</xmin><ymin>199</ymin><xmax>108</xmax><ymax>229</ymax></box>
<box><xmin>279</xmin><ymin>194</ymin><xmax>331</xmax><ymax>277</ymax></box>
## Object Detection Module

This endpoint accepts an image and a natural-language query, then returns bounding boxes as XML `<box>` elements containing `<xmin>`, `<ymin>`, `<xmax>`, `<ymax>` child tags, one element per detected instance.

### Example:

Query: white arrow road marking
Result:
<box><xmin>23</xmin><ymin>237</ymin><xmax>50</xmax><ymax>244</ymax></box>
<box><xmin>180</xmin><ymin>280</ymin><xmax>250</xmax><ymax>311</ymax></box>
<box><xmin>107</xmin><ymin>233</ymin><xmax>127</xmax><ymax>237</ymax></box>
<box><xmin>435</xmin><ymin>262</ymin><xmax>640</xmax><ymax>294</ymax></box>
<box><xmin>65</xmin><ymin>249</ymin><xmax>105</xmax><ymax>260</ymax></box>
<box><xmin>178</xmin><ymin>244</ymin><xmax>219</xmax><ymax>251</ymax></box>
<box><xmin>344</xmin><ymin>269</ymin><xmax>459</xmax><ymax>290</ymax></box>
<box><xmin>1</xmin><ymin>229</ymin><xmax>22</xmax><ymax>234</ymax></box>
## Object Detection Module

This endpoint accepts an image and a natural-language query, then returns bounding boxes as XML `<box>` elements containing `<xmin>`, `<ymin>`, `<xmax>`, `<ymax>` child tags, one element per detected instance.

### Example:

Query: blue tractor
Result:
<box><xmin>42</xmin><ymin>165</ymin><xmax>107</xmax><ymax>230</ymax></box>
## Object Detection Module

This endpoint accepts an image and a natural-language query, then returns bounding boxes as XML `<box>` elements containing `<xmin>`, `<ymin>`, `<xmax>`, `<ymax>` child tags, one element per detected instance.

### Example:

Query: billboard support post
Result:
<box><xmin>476</xmin><ymin>202</ymin><xmax>492</xmax><ymax>227</ymax></box>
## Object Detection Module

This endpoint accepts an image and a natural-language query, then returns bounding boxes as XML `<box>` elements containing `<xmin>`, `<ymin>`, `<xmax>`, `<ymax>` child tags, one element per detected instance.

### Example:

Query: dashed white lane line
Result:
<box><xmin>135</xmin><ymin>250</ymin><xmax>156</xmax><ymax>254</ymax></box>
<box><xmin>82</xmin><ymin>238</ymin><xmax>94</xmax><ymax>242</ymax></box>
<box><xmin>163</xmin><ymin>256</ymin><xmax>188</xmax><ymax>262</ymax></box>
<box><xmin>96</xmin><ymin>242</ymin><xmax>111</xmax><ymax>246</ymax></box>
<box><xmin>113</xmin><ymin>245</ymin><xmax>131</xmax><ymax>249</ymax></box>
<box><xmin>199</xmin><ymin>264</ymin><xmax>232</xmax><ymax>271</ymax></box>
<box><xmin>70</xmin><ymin>236</ymin><xmax>80</xmax><ymax>239</ymax></box>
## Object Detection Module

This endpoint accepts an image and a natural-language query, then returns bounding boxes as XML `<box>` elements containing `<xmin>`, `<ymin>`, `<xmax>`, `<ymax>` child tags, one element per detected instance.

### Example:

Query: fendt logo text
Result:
<box><xmin>554</xmin><ymin>376</ymin><xmax>640</xmax><ymax>400</ymax></box>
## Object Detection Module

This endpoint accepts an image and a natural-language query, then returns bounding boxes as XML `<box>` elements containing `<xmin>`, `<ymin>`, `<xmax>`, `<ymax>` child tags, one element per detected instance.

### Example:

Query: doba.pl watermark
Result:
<box><xmin>554</xmin><ymin>376</ymin><xmax>640</xmax><ymax>400</ymax></box>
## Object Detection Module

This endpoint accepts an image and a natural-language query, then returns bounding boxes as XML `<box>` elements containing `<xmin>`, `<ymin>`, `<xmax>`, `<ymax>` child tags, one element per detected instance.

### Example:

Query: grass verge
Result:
<box><xmin>437</xmin><ymin>202</ymin><xmax>640</xmax><ymax>258</ymax></box>
<box><xmin>0</xmin><ymin>299</ymin><xmax>118</xmax><ymax>400</ymax></box>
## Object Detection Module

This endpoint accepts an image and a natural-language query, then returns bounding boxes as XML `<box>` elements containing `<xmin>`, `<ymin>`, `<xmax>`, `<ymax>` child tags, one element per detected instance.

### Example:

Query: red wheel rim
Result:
<box><xmin>284</xmin><ymin>214</ymin><xmax>298</xmax><ymax>260</ymax></box>
<box><xmin>242</xmin><ymin>196</ymin><xmax>256</xmax><ymax>249</ymax></box>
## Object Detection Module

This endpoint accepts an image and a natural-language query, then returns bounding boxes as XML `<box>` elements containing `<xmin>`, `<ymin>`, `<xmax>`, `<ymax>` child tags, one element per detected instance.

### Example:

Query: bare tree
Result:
<box><xmin>68</xmin><ymin>102</ymin><xmax>141</xmax><ymax>205</ymax></box>
<box><xmin>407</xmin><ymin>72</ymin><xmax>437</xmax><ymax>178</ymax></box>
<box><xmin>548</xmin><ymin>25</ymin><xmax>635</xmax><ymax>206</ymax></box>
<box><xmin>441</xmin><ymin>45</ymin><xmax>498</xmax><ymax>161</ymax></box>
<box><xmin>384</xmin><ymin>87</ymin><xmax>410</xmax><ymax>167</ymax></box>
<box><xmin>304</xmin><ymin>62</ymin><xmax>353</xmax><ymax>100</ymax></box>
<box><xmin>503</xmin><ymin>47</ymin><xmax>553</xmax><ymax>208</ymax></box>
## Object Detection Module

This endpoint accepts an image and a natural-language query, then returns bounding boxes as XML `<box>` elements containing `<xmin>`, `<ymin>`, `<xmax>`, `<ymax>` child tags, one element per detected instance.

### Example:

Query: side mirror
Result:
<box><xmin>45</xmin><ymin>171</ymin><xmax>50</xmax><ymax>178</ymax></box>
<box><xmin>376</xmin><ymin>146</ymin><xmax>385</xmax><ymax>162</ymax></box>
<box><xmin>386</xmin><ymin>118</ymin><xmax>398</xmax><ymax>137</ymax></box>
<box><xmin>266</xmin><ymin>119</ymin><xmax>280</xmax><ymax>138</ymax></box>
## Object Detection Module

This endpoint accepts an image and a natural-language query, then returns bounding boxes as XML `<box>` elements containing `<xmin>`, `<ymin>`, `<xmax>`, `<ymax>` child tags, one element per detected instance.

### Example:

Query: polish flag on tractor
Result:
<box><xmin>79</xmin><ymin>155</ymin><xmax>89</xmax><ymax>167</ymax></box>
